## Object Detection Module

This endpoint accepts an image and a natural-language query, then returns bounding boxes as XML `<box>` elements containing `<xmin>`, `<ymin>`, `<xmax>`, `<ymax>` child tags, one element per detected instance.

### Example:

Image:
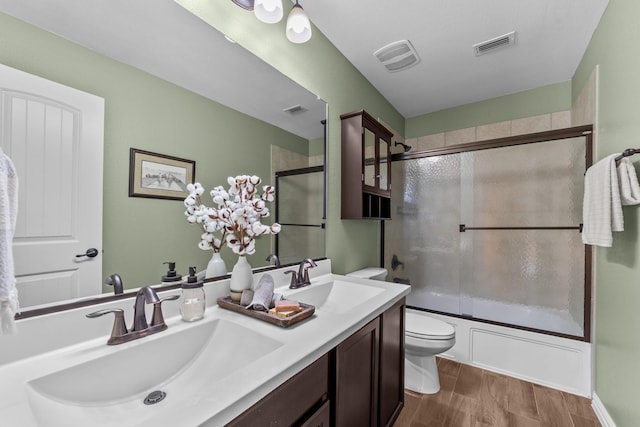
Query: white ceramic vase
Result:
<box><xmin>229</xmin><ymin>255</ymin><xmax>253</xmax><ymax>302</ymax></box>
<box><xmin>205</xmin><ymin>252</ymin><xmax>228</xmax><ymax>279</ymax></box>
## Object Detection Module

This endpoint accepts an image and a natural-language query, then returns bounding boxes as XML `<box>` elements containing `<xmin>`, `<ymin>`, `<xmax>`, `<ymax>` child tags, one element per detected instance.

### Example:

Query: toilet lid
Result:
<box><xmin>406</xmin><ymin>311</ymin><xmax>455</xmax><ymax>340</ymax></box>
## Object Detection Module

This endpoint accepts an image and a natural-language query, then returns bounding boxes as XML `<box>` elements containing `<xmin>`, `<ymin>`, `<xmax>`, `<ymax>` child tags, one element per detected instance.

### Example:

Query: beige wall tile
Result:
<box><xmin>572</xmin><ymin>67</ymin><xmax>597</xmax><ymax>127</ymax></box>
<box><xmin>551</xmin><ymin>111</ymin><xmax>572</xmax><ymax>129</ymax></box>
<box><xmin>416</xmin><ymin>133</ymin><xmax>445</xmax><ymax>151</ymax></box>
<box><xmin>445</xmin><ymin>127</ymin><xmax>476</xmax><ymax>146</ymax></box>
<box><xmin>476</xmin><ymin>121</ymin><xmax>511</xmax><ymax>141</ymax></box>
<box><xmin>511</xmin><ymin>114</ymin><xmax>552</xmax><ymax>135</ymax></box>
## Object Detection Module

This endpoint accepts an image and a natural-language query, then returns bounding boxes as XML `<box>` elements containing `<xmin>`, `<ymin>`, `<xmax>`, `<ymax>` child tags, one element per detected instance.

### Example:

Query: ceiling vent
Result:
<box><xmin>282</xmin><ymin>104</ymin><xmax>308</xmax><ymax>115</ymax></box>
<box><xmin>374</xmin><ymin>40</ymin><xmax>421</xmax><ymax>73</ymax></box>
<box><xmin>473</xmin><ymin>31</ymin><xmax>517</xmax><ymax>56</ymax></box>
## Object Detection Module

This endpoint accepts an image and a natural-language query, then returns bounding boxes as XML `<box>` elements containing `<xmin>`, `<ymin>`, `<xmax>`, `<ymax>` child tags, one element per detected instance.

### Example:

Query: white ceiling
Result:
<box><xmin>303</xmin><ymin>0</ymin><xmax>609</xmax><ymax>118</ymax></box>
<box><xmin>0</xmin><ymin>0</ymin><xmax>609</xmax><ymax>133</ymax></box>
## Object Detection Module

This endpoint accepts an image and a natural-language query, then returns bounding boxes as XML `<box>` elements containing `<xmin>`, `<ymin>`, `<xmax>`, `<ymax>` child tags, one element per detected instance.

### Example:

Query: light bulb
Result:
<box><xmin>254</xmin><ymin>0</ymin><xmax>283</xmax><ymax>24</ymax></box>
<box><xmin>286</xmin><ymin>2</ymin><xmax>311</xmax><ymax>43</ymax></box>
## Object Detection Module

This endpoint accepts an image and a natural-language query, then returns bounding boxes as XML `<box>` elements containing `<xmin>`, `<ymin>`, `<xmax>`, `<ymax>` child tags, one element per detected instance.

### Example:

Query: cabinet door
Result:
<box><xmin>334</xmin><ymin>318</ymin><xmax>380</xmax><ymax>427</ymax></box>
<box><xmin>379</xmin><ymin>299</ymin><xmax>405</xmax><ymax>427</ymax></box>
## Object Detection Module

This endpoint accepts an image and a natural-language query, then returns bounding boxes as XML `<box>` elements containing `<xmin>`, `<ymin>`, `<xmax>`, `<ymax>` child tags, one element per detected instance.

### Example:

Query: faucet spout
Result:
<box><xmin>297</xmin><ymin>258</ymin><xmax>317</xmax><ymax>287</ymax></box>
<box><xmin>132</xmin><ymin>286</ymin><xmax>159</xmax><ymax>332</ymax></box>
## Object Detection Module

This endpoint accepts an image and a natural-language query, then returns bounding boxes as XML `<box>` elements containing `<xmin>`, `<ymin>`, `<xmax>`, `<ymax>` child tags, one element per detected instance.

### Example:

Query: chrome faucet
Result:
<box><xmin>105</xmin><ymin>273</ymin><xmax>124</xmax><ymax>294</ymax></box>
<box><xmin>87</xmin><ymin>286</ymin><xmax>179</xmax><ymax>345</ymax></box>
<box><xmin>285</xmin><ymin>258</ymin><xmax>317</xmax><ymax>289</ymax></box>
<box><xmin>266</xmin><ymin>253</ymin><xmax>280</xmax><ymax>267</ymax></box>
<box><xmin>132</xmin><ymin>286</ymin><xmax>160</xmax><ymax>331</ymax></box>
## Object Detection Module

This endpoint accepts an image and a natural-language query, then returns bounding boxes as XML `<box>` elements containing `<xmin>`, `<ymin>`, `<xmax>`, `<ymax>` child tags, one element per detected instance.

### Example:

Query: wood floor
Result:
<box><xmin>393</xmin><ymin>358</ymin><xmax>601</xmax><ymax>427</ymax></box>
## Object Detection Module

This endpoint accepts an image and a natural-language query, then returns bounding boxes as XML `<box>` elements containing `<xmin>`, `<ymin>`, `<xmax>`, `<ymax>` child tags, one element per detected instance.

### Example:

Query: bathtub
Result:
<box><xmin>406</xmin><ymin>293</ymin><xmax>592</xmax><ymax>397</ymax></box>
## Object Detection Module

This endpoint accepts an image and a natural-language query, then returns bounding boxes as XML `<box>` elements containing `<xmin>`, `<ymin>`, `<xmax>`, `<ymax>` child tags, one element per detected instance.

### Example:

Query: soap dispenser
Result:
<box><xmin>180</xmin><ymin>266</ymin><xmax>205</xmax><ymax>322</ymax></box>
<box><xmin>161</xmin><ymin>261</ymin><xmax>182</xmax><ymax>285</ymax></box>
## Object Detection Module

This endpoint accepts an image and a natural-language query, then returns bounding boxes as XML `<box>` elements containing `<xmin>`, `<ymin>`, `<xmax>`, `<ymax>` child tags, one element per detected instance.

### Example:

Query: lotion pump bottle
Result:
<box><xmin>180</xmin><ymin>266</ymin><xmax>205</xmax><ymax>322</ymax></box>
<box><xmin>161</xmin><ymin>261</ymin><xmax>182</xmax><ymax>285</ymax></box>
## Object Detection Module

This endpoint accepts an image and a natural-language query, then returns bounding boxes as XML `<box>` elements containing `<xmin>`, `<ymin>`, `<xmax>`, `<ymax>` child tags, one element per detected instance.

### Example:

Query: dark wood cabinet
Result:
<box><xmin>379</xmin><ymin>298</ymin><xmax>406</xmax><ymax>427</ymax></box>
<box><xmin>334</xmin><ymin>317</ymin><xmax>380</xmax><ymax>426</ymax></box>
<box><xmin>334</xmin><ymin>298</ymin><xmax>406</xmax><ymax>427</ymax></box>
<box><xmin>226</xmin><ymin>353</ymin><xmax>329</xmax><ymax>427</ymax></box>
<box><xmin>341</xmin><ymin>110</ymin><xmax>393</xmax><ymax>219</ymax></box>
<box><xmin>227</xmin><ymin>298</ymin><xmax>405</xmax><ymax>427</ymax></box>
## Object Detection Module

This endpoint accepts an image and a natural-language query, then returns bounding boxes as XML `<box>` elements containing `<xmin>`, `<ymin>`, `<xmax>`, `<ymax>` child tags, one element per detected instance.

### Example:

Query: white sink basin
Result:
<box><xmin>26</xmin><ymin>318</ymin><xmax>283</xmax><ymax>425</ymax></box>
<box><xmin>284</xmin><ymin>279</ymin><xmax>385</xmax><ymax>314</ymax></box>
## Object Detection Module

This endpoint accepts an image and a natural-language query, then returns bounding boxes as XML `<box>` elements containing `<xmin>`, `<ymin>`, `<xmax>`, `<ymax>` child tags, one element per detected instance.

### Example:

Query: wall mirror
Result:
<box><xmin>0</xmin><ymin>2</ymin><xmax>327</xmax><ymax>317</ymax></box>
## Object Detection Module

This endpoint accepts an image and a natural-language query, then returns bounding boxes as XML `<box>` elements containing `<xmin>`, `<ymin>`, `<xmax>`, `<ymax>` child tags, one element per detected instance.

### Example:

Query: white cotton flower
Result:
<box><xmin>187</xmin><ymin>215</ymin><xmax>197</xmax><ymax>223</ymax></box>
<box><xmin>271</xmin><ymin>223</ymin><xmax>281</xmax><ymax>234</ymax></box>
<box><xmin>250</xmin><ymin>175</ymin><xmax>261</xmax><ymax>185</ymax></box>
<box><xmin>198</xmin><ymin>240</ymin><xmax>210</xmax><ymax>250</ymax></box>
<box><xmin>184</xmin><ymin>196</ymin><xmax>196</xmax><ymax>206</ymax></box>
<box><xmin>186</xmin><ymin>183</ymin><xmax>196</xmax><ymax>193</ymax></box>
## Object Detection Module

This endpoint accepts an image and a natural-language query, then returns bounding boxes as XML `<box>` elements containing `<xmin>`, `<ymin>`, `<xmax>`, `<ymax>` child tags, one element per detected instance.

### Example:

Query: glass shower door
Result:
<box><xmin>385</xmin><ymin>131</ymin><xmax>589</xmax><ymax>338</ymax></box>
<box><xmin>275</xmin><ymin>167</ymin><xmax>325</xmax><ymax>265</ymax></box>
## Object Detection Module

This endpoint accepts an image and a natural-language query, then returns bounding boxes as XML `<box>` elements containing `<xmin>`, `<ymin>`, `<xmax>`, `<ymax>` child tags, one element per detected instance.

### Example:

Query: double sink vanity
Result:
<box><xmin>0</xmin><ymin>259</ymin><xmax>410</xmax><ymax>426</ymax></box>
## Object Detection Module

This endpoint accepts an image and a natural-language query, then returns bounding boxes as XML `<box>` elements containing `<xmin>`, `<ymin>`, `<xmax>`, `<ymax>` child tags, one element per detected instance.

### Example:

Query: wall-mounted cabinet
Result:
<box><xmin>341</xmin><ymin>110</ymin><xmax>393</xmax><ymax>219</ymax></box>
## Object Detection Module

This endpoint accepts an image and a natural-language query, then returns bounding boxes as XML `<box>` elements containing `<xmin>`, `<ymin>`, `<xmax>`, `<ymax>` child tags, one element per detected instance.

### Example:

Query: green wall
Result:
<box><xmin>574</xmin><ymin>1</ymin><xmax>640</xmax><ymax>425</ymax></box>
<box><xmin>0</xmin><ymin>12</ymin><xmax>308</xmax><ymax>289</ymax></box>
<box><xmin>175</xmin><ymin>0</ymin><xmax>405</xmax><ymax>275</ymax></box>
<box><xmin>406</xmin><ymin>81</ymin><xmax>572</xmax><ymax>138</ymax></box>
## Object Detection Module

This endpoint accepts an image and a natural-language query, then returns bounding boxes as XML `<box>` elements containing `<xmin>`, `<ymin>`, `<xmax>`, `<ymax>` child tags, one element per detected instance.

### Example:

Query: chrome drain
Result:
<box><xmin>143</xmin><ymin>390</ymin><xmax>166</xmax><ymax>405</ymax></box>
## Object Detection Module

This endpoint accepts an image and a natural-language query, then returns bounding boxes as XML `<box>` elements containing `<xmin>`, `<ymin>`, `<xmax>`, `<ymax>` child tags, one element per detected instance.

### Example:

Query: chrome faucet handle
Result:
<box><xmin>284</xmin><ymin>270</ymin><xmax>299</xmax><ymax>289</ymax></box>
<box><xmin>86</xmin><ymin>309</ymin><xmax>128</xmax><ymax>345</ymax></box>
<box><xmin>151</xmin><ymin>295</ymin><xmax>179</xmax><ymax>327</ymax></box>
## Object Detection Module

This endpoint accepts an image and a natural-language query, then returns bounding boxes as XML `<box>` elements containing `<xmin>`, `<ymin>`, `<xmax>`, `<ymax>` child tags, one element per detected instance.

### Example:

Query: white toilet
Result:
<box><xmin>346</xmin><ymin>268</ymin><xmax>456</xmax><ymax>394</ymax></box>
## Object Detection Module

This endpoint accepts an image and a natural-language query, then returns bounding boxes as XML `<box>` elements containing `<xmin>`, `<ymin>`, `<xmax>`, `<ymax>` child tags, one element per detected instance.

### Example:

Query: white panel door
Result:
<box><xmin>0</xmin><ymin>64</ymin><xmax>104</xmax><ymax>309</ymax></box>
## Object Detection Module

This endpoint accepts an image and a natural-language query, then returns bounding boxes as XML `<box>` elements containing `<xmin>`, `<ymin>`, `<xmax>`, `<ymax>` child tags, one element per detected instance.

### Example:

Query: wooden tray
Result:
<box><xmin>216</xmin><ymin>297</ymin><xmax>315</xmax><ymax>328</ymax></box>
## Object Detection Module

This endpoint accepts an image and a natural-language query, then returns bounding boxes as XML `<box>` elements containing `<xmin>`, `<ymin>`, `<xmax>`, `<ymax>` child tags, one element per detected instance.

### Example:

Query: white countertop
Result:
<box><xmin>0</xmin><ymin>260</ymin><xmax>410</xmax><ymax>426</ymax></box>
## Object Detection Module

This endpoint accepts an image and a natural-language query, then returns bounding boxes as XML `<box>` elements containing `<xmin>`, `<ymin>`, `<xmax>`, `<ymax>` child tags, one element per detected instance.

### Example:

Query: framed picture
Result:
<box><xmin>129</xmin><ymin>148</ymin><xmax>195</xmax><ymax>200</ymax></box>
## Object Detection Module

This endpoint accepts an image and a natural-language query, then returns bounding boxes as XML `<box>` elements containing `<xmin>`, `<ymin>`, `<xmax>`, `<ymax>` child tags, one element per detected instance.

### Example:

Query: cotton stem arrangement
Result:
<box><xmin>184</xmin><ymin>175</ymin><xmax>281</xmax><ymax>256</ymax></box>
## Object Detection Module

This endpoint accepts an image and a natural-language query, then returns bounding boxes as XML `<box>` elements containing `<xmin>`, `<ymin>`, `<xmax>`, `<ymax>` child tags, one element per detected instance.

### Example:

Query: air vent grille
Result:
<box><xmin>374</xmin><ymin>40</ymin><xmax>421</xmax><ymax>73</ymax></box>
<box><xmin>282</xmin><ymin>104</ymin><xmax>308</xmax><ymax>115</ymax></box>
<box><xmin>473</xmin><ymin>31</ymin><xmax>516</xmax><ymax>56</ymax></box>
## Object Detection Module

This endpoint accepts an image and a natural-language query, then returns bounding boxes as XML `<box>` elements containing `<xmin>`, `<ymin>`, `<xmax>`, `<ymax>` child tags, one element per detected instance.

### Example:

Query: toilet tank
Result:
<box><xmin>346</xmin><ymin>267</ymin><xmax>388</xmax><ymax>281</ymax></box>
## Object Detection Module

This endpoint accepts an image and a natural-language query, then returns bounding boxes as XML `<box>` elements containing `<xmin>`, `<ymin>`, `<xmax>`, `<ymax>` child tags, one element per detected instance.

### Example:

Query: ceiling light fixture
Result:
<box><xmin>231</xmin><ymin>0</ymin><xmax>254</xmax><ymax>11</ymax></box>
<box><xmin>286</xmin><ymin>1</ymin><xmax>312</xmax><ymax>44</ymax></box>
<box><xmin>254</xmin><ymin>0</ymin><xmax>284</xmax><ymax>24</ymax></box>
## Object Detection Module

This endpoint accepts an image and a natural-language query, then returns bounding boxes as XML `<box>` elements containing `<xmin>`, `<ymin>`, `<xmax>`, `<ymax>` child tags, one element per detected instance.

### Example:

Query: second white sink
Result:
<box><xmin>284</xmin><ymin>279</ymin><xmax>384</xmax><ymax>314</ymax></box>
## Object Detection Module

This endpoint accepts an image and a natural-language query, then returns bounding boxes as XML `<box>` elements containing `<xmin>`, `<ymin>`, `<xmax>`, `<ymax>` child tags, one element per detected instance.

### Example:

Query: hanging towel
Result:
<box><xmin>582</xmin><ymin>153</ymin><xmax>640</xmax><ymax>247</ymax></box>
<box><xmin>617</xmin><ymin>157</ymin><xmax>640</xmax><ymax>206</ymax></box>
<box><xmin>0</xmin><ymin>147</ymin><xmax>18</xmax><ymax>334</ymax></box>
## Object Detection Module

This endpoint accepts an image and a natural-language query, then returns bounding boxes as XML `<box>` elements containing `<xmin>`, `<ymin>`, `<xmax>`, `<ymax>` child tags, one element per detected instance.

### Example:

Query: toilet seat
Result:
<box><xmin>406</xmin><ymin>311</ymin><xmax>455</xmax><ymax>340</ymax></box>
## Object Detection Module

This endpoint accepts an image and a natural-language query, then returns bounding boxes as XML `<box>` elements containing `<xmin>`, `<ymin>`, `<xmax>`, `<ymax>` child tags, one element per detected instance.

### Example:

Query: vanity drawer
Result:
<box><xmin>226</xmin><ymin>353</ymin><xmax>329</xmax><ymax>427</ymax></box>
<box><xmin>300</xmin><ymin>400</ymin><xmax>330</xmax><ymax>427</ymax></box>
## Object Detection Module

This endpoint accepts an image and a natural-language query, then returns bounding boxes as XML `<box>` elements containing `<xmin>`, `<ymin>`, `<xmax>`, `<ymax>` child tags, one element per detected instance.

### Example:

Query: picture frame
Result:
<box><xmin>129</xmin><ymin>148</ymin><xmax>196</xmax><ymax>200</ymax></box>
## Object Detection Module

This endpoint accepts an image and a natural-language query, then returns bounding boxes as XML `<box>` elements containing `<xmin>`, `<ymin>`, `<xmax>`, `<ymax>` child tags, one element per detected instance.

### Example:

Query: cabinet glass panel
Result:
<box><xmin>364</xmin><ymin>128</ymin><xmax>376</xmax><ymax>187</ymax></box>
<box><xmin>379</xmin><ymin>138</ymin><xmax>389</xmax><ymax>191</ymax></box>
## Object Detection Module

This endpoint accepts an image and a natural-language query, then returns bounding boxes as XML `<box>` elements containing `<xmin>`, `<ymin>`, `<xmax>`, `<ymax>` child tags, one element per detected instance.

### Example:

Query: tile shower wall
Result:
<box><xmin>395</xmin><ymin>110</ymin><xmax>573</xmax><ymax>155</ymax></box>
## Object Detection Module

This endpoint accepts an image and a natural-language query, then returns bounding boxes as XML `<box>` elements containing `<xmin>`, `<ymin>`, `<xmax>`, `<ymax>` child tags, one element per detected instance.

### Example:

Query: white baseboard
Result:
<box><xmin>592</xmin><ymin>392</ymin><xmax>616</xmax><ymax>427</ymax></box>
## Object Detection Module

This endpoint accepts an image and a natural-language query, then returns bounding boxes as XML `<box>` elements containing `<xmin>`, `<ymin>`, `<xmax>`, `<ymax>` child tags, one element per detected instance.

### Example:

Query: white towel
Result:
<box><xmin>246</xmin><ymin>274</ymin><xmax>274</xmax><ymax>312</ymax></box>
<box><xmin>617</xmin><ymin>158</ymin><xmax>640</xmax><ymax>206</ymax></box>
<box><xmin>0</xmin><ymin>147</ymin><xmax>19</xmax><ymax>334</ymax></box>
<box><xmin>582</xmin><ymin>153</ymin><xmax>640</xmax><ymax>247</ymax></box>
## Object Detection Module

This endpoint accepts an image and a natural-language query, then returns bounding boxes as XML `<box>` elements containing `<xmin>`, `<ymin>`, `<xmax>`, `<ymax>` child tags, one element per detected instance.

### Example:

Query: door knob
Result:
<box><xmin>76</xmin><ymin>248</ymin><xmax>99</xmax><ymax>258</ymax></box>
